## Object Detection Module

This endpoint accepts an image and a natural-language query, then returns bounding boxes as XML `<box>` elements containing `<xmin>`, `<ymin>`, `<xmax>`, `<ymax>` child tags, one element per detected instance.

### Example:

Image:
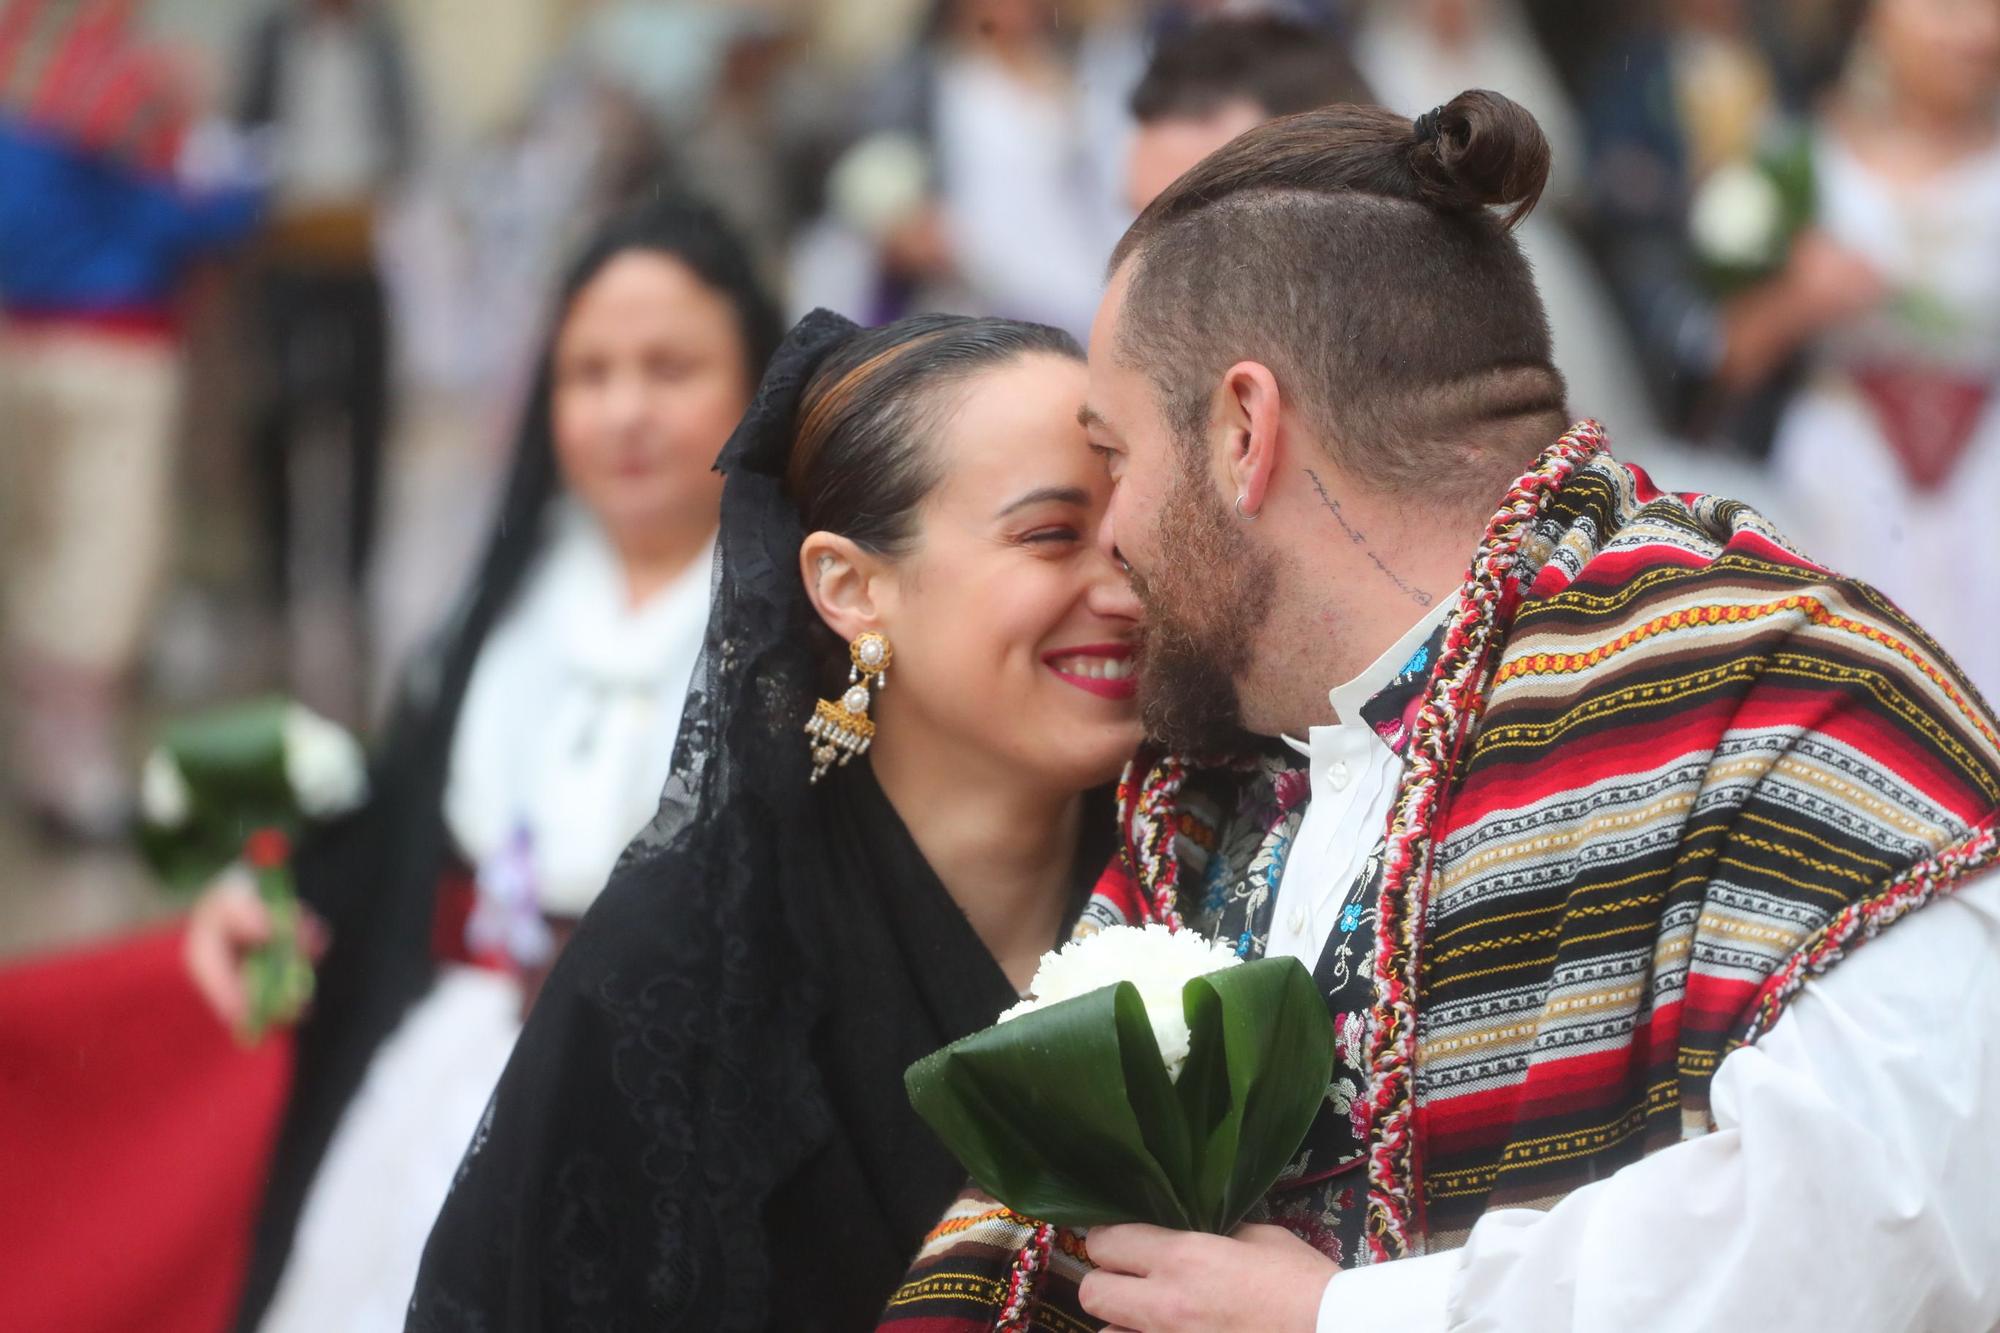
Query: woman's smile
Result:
<box><xmin>1043</xmin><ymin>642</ymin><xmax>1138</xmax><ymax>701</ymax></box>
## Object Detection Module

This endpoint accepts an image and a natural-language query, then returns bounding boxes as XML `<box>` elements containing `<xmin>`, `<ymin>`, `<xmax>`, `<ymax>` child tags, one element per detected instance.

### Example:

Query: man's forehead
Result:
<box><xmin>1091</xmin><ymin>261</ymin><xmax>1135</xmax><ymax>341</ymax></box>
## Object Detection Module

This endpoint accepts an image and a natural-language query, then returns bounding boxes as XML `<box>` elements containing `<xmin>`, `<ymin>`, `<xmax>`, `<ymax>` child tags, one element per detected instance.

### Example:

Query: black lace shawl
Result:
<box><xmin>407</xmin><ymin>311</ymin><xmax>1106</xmax><ymax>1330</ymax></box>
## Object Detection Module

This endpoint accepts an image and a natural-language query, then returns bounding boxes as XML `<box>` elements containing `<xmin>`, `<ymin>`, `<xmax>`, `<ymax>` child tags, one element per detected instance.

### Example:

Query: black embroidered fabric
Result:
<box><xmin>407</xmin><ymin>310</ymin><xmax>1097</xmax><ymax>1331</ymax></box>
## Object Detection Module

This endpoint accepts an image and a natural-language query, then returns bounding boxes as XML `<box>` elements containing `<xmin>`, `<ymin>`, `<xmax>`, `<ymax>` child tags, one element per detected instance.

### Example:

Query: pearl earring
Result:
<box><xmin>805</xmin><ymin>631</ymin><xmax>892</xmax><ymax>783</ymax></box>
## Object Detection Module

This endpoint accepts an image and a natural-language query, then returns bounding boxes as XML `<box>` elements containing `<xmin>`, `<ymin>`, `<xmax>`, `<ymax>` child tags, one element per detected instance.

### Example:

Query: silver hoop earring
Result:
<box><xmin>1234</xmin><ymin>493</ymin><xmax>1258</xmax><ymax>521</ymax></box>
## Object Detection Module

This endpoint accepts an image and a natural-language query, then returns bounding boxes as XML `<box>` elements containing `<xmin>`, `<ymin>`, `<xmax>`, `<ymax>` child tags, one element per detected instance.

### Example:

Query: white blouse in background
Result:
<box><xmin>445</xmin><ymin>502</ymin><xmax>712</xmax><ymax>924</ymax></box>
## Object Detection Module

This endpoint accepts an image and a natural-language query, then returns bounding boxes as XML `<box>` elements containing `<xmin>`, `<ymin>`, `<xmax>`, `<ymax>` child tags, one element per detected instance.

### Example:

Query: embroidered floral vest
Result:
<box><xmin>1169</xmin><ymin>631</ymin><xmax>1439</xmax><ymax>1266</ymax></box>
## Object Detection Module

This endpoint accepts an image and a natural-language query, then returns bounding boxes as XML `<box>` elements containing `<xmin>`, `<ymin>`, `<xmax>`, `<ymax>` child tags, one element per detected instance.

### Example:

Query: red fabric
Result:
<box><xmin>1</xmin><ymin>306</ymin><xmax>178</xmax><ymax>338</ymax></box>
<box><xmin>430</xmin><ymin>862</ymin><xmax>479</xmax><ymax>966</ymax></box>
<box><xmin>1853</xmin><ymin>366</ymin><xmax>1993</xmax><ymax>491</ymax></box>
<box><xmin>0</xmin><ymin>0</ymin><xmax>187</xmax><ymax>174</ymax></box>
<box><xmin>0</xmin><ymin>924</ymin><xmax>293</xmax><ymax>1333</ymax></box>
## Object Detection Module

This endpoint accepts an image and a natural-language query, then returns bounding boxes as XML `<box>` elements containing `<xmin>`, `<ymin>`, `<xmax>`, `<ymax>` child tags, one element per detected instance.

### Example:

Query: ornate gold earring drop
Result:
<box><xmin>805</xmin><ymin>631</ymin><xmax>891</xmax><ymax>783</ymax></box>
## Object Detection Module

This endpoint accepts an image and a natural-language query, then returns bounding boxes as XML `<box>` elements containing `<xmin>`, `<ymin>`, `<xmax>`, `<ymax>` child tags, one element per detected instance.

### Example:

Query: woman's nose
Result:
<box><xmin>601</xmin><ymin>372</ymin><xmax>650</xmax><ymax>437</ymax></box>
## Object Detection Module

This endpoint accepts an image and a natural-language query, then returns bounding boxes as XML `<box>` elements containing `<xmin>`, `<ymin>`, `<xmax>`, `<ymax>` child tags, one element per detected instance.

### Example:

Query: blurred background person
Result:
<box><xmin>1122</xmin><ymin>11</ymin><xmax>1375</xmax><ymax>211</ymax></box>
<box><xmin>1352</xmin><ymin>0</ymin><xmax>1665</xmax><ymax>446</ymax></box>
<box><xmin>181</xmin><ymin>194</ymin><xmax>781</xmax><ymax>1331</ymax></box>
<box><xmin>0</xmin><ymin>0</ymin><xmax>261</xmax><ymax>842</ymax></box>
<box><xmin>926</xmin><ymin>0</ymin><xmax>1125</xmax><ymax>339</ymax></box>
<box><xmin>1579</xmin><ymin>0</ymin><xmax>1793</xmax><ymax>449</ymax></box>
<box><xmin>1762</xmin><ymin>0</ymin><xmax>2000</xmax><ymax>701</ymax></box>
<box><xmin>234</xmin><ymin>0</ymin><xmax>412</xmax><ymax>722</ymax></box>
<box><xmin>793</xmin><ymin>0</ymin><xmax>1123</xmax><ymax>339</ymax></box>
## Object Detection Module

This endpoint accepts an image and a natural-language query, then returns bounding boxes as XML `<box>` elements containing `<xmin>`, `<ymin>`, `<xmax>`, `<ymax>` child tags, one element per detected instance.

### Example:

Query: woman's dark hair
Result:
<box><xmin>1111</xmin><ymin>90</ymin><xmax>1568</xmax><ymax>501</ymax></box>
<box><xmin>465</xmin><ymin>193</ymin><xmax>782</xmax><ymax>645</ymax></box>
<box><xmin>787</xmin><ymin>313</ymin><xmax>1081</xmax><ymax>556</ymax></box>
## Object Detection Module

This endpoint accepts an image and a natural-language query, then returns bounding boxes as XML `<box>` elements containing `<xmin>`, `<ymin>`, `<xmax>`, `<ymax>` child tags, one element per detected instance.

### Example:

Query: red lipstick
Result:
<box><xmin>1042</xmin><ymin>643</ymin><xmax>1138</xmax><ymax>702</ymax></box>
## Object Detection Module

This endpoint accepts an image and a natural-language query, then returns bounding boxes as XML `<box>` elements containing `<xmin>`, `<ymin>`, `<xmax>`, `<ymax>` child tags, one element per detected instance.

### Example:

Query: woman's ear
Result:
<box><xmin>799</xmin><ymin>531</ymin><xmax>888</xmax><ymax>643</ymax></box>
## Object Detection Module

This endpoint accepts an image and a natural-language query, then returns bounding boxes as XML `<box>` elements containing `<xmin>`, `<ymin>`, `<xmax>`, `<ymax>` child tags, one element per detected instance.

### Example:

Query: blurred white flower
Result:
<box><xmin>999</xmin><ymin>923</ymin><xmax>1242</xmax><ymax>1082</ymax></box>
<box><xmin>827</xmin><ymin>132</ymin><xmax>931</xmax><ymax>240</ymax></box>
<box><xmin>283</xmin><ymin>705</ymin><xmax>368</xmax><ymax>819</ymax></box>
<box><xmin>1690</xmin><ymin>161</ymin><xmax>1785</xmax><ymax>268</ymax></box>
<box><xmin>140</xmin><ymin>748</ymin><xmax>192</xmax><ymax>829</ymax></box>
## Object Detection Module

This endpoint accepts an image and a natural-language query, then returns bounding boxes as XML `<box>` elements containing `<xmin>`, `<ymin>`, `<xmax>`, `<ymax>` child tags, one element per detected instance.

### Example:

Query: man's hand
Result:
<box><xmin>1079</xmin><ymin>1222</ymin><xmax>1334</xmax><ymax>1333</ymax></box>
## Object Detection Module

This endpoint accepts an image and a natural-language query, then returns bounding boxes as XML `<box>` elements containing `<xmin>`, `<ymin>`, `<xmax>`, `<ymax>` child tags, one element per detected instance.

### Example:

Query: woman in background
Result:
<box><xmin>182</xmin><ymin>194</ymin><xmax>781</xmax><ymax>1330</ymax></box>
<box><xmin>1763</xmin><ymin>0</ymin><xmax>2000</xmax><ymax>702</ymax></box>
<box><xmin>791</xmin><ymin>0</ymin><xmax>1118</xmax><ymax>339</ymax></box>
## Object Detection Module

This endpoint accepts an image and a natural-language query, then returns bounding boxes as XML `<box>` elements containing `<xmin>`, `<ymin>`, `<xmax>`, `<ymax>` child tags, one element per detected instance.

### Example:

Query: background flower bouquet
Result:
<box><xmin>1688</xmin><ymin>130</ymin><xmax>1816</xmax><ymax>295</ymax></box>
<box><xmin>138</xmin><ymin>698</ymin><xmax>367</xmax><ymax>1039</ymax></box>
<box><xmin>905</xmin><ymin>923</ymin><xmax>1335</xmax><ymax>1233</ymax></box>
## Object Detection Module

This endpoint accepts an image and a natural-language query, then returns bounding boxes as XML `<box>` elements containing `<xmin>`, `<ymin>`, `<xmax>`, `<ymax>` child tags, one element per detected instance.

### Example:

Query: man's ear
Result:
<box><xmin>799</xmin><ymin>531</ymin><xmax>889</xmax><ymax>643</ymax></box>
<box><xmin>1216</xmin><ymin>360</ymin><xmax>1282</xmax><ymax>518</ymax></box>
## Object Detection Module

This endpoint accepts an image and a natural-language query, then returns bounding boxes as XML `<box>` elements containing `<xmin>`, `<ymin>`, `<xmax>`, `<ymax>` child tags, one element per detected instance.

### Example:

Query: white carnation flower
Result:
<box><xmin>140</xmin><ymin>748</ymin><xmax>192</xmax><ymax>828</ymax></box>
<box><xmin>827</xmin><ymin>131</ymin><xmax>930</xmax><ymax>239</ymax></box>
<box><xmin>999</xmin><ymin>923</ymin><xmax>1242</xmax><ymax>1081</ymax></box>
<box><xmin>283</xmin><ymin>705</ymin><xmax>368</xmax><ymax>819</ymax></box>
<box><xmin>1690</xmin><ymin>161</ymin><xmax>1785</xmax><ymax>268</ymax></box>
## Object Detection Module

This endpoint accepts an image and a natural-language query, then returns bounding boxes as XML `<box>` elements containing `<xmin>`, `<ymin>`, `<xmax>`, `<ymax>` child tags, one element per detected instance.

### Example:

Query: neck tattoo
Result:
<box><xmin>1304</xmin><ymin>468</ymin><xmax>1434</xmax><ymax>608</ymax></box>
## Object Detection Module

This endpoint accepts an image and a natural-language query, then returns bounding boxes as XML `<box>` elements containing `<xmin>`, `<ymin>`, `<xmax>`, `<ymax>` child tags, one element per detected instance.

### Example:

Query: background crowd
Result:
<box><xmin>0</xmin><ymin>0</ymin><xmax>1996</xmax><ymax>1323</ymax></box>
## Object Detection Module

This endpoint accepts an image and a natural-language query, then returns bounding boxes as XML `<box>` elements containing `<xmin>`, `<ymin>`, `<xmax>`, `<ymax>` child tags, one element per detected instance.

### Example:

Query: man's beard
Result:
<box><xmin>1128</xmin><ymin>458</ymin><xmax>1276</xmax><ymax>755</ymax></box>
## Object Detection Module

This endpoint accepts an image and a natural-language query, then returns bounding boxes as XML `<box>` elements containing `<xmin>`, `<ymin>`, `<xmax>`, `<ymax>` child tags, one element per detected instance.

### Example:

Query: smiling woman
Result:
<box><xmin>409</xmin><ymin>309</ymin><xmax>1147</xmax><ymax>1332</ymax></box>
<box><xmin>794</xmin><ymin>322</ymin><xmax>1145</xmax><ymax>833</ymax></box>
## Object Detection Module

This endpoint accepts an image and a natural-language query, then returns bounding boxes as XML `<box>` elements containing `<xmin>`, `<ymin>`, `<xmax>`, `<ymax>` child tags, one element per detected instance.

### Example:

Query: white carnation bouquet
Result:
<box><xmin>138</xmin><ymin>698</ymin><xmax>368</xmax><ymax>1038</ymax></box>
<box><xmin>906</xmin><ymin>923</ymin><xmax>1333</xmax><ymax>1233</ymax></box>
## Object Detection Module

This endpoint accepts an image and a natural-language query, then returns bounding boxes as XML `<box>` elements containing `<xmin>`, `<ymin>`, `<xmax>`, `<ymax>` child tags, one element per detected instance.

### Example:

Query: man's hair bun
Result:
<box><xmin>1405</xmin><ymin>89</ymin><xmax>1551</xmax><ymax>230</ymax></box>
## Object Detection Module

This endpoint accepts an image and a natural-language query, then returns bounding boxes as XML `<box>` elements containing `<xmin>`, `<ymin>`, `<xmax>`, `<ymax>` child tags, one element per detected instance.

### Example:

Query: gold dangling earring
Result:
<box><xmin>805</xmin><ymin>631</ymin><xmax>892</xmax><ymax>784</ymax></box>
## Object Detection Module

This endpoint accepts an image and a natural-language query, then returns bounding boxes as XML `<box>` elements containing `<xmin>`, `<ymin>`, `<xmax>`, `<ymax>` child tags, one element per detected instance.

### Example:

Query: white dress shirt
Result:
<box><xmin>1268</xmin><ymin>604</ymin><xmax>1448</xmax><ymax>972</ymax></box>
<box><xmin>1287</xmin><ymin>617</ymin><xmax>2000</xmax><ymax>1332</ymax></box>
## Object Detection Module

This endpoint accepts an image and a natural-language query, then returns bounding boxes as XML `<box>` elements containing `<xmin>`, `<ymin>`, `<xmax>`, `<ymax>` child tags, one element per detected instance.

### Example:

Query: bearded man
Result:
<box><xmin>879</xmin><ymin>91</ymin><xmax>2000</xmax><ymax>1333</ymax></box>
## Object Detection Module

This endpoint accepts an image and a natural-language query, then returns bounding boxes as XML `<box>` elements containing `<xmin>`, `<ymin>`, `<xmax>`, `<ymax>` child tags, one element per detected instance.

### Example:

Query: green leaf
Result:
<box><xmin>138</xmin><ymin>698</ymin><xmax>305</xmax><ymax>896</ymax></box>
<box><xmin>906</xmin><ymin>981</ymin><xmax>1196</xmax><ymax>1230</ymax></box>
<box><xmin>1187</xmin><ymin>958</ymin><xmax>1335</xmax><ymax>1229</ymax></box>
<box><xmin>160</xmin><ymin>697</ymin><xmax>293</xmax><ymax>797</ymax></box>
<box><xmin>906</xmin><ymin>956</ymin><xmax>1334</xmax><ymax>1234</ymax></box>
<box><xmin>1174</xmin><ymin>974</ymin><xmax>1242</xmax><ymax>1230</ymax></box>
<box><xmin>240</xmin><ymin>861</ymin><xmax>314</xmax><ymax>1043</ymax></box>
<box><xmin>1112</xmin><ymin>981</ymin><xmax>1195</xmax><ymax>1209</ymax></box>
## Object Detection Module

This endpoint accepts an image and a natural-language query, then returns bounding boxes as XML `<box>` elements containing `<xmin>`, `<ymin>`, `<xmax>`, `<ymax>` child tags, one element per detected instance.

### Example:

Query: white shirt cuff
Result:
<box><xmin>1317</xmin><ymin>1250</ymin><xmax>1456</xmax><ymax>1333</ymax></box>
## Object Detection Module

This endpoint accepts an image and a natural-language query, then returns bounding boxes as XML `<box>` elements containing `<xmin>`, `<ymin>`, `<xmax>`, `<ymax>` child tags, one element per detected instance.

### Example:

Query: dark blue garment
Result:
<box><xmin>0</xmin><ymin>120</ymin><xmax>261</xmax><ymax>318</ymax></box>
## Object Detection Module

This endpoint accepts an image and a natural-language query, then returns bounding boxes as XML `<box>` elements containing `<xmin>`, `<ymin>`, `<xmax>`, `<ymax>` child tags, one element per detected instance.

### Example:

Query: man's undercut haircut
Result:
<box><xmin>1128</xmin><ymin>15</ymin><xmax>1373</xmax><ymax>124</ymax></box>
<box><xmin>1111</xmin><ymin>90</ymin><xmax>1571</xmax><ymax>503</ymax></box>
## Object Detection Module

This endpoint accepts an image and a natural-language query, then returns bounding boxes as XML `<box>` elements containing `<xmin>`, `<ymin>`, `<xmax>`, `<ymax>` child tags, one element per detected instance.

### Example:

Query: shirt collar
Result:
<box><xmin>1280</xmin><ymin>600</ymin><xmax>1452</xmax><ymax>759</ymax></box>
<box><xmin>1329</xmin><ymin>601</ymin><xmax>1452</xmax><ymax>727</ymax></box>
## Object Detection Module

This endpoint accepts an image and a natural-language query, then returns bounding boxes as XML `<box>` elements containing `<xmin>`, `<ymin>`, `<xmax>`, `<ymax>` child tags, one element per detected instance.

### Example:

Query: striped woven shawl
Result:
<box><xmin>1351</xmin><ymin>423</ymin><xmax>2000</xmax><ymax>1252</ymax></box>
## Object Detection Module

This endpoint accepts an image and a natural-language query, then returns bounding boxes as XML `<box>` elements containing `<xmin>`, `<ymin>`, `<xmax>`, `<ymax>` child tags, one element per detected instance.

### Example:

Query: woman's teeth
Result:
<box><xmin>1053</xmin><ymin>656</ymin><xmax>1133</xmax><ymax>681</ymax></box>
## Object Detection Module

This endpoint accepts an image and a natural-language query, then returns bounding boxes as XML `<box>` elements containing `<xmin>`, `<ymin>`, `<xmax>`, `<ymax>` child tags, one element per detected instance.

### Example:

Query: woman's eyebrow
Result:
<box><xmin>995</xmin><ymin>485</ymin><xmax>1091</xmax><ymax>518</ymax></box>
